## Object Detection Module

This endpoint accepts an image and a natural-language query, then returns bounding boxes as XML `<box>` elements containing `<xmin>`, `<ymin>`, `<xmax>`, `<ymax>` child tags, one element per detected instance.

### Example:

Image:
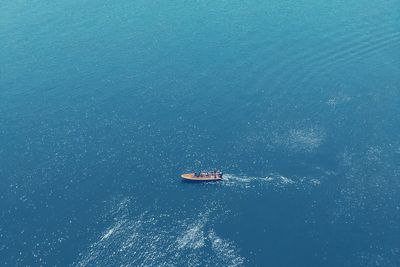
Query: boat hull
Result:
<box><xmin>181</xmin><ymin>173</ymin><xmax>222</xmax><ymax>182</ymax></box>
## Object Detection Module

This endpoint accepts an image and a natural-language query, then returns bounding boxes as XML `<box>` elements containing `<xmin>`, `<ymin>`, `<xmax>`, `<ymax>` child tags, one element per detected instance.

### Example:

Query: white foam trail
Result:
<box><xmin>223</xmin><ymin>173</ymin><xmax>293</xmax><ymax>186</ymax></box>
<box><xmin>222</xmin><ymin>173</ymin><xmax>321</xmax><ymax>190</ymax></box>
<box><xmin>100</xmin><ymin>220</ymin><xmax>124</xmax><ymax>241</ymax></box>
<box><xmin>278</xmin><ymin>175</ymin><xmax>295</xmax><ymax>184</ymax></box>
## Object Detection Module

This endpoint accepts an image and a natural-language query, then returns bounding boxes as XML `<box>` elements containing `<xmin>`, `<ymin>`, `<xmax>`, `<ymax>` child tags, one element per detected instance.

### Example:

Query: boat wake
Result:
<box><xmin>221</xmin><ymin>173</ymin><xmax>322</xmax><ymax>190</ymax></box>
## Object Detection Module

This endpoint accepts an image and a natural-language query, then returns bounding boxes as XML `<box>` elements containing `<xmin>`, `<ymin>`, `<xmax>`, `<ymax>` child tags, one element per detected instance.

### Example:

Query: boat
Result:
<box><xmin>181</xmin><ymin>172</ymin><xmax>222</xmax><ymax>182</ymax></box>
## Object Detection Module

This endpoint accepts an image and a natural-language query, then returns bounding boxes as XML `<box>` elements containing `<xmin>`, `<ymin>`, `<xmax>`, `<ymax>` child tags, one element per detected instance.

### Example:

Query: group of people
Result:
<box><xmin>194</xmin><ymin>170</ymin><xmax>223</xmax><ymax>178</ymax></box>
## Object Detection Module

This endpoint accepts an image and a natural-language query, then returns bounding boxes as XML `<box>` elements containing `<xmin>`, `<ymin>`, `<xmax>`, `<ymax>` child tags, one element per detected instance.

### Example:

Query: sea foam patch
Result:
<box><xmin>208</xmin><ymin>230</ymin><xmax>245</xmax><ymax>267</ymax></box>
<box><xmin>176</xmin><ymin>214</ymin><xmax>208</xmax><ymax>250</ymax></box>
<box><xmin>76</xmin><ymin>199</ymin><xmax>245</xmax><ymax>267</ymax></box>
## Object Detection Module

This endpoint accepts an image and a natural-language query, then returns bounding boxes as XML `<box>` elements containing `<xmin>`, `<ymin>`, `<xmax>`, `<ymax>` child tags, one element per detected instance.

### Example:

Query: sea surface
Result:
<box><xmin>1</xmin><ymin>0</ymin><xmax>400</xmax><ymax>266</ymax></box>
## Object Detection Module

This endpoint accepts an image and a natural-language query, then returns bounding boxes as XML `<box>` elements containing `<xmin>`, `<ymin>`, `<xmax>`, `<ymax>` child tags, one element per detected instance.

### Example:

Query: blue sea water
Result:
<box><xmin>1</xmin><ymin>0</ymin><xmax>400</xmax><ymax>266</ymax></box>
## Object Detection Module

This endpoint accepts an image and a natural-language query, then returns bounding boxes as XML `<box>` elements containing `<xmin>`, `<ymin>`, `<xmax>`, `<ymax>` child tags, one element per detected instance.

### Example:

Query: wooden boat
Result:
<box><xmin>181</xmin><ymin>173</ymin><xmax>222</xmax><ymax>182</ymax></box>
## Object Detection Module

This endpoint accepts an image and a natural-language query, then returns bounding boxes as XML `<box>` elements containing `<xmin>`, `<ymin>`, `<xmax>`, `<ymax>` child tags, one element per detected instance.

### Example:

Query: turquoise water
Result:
<box><xmin>1</xmin><ymin>0</ymin><xmax>400</xmax><ymax>266</ymax></box>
